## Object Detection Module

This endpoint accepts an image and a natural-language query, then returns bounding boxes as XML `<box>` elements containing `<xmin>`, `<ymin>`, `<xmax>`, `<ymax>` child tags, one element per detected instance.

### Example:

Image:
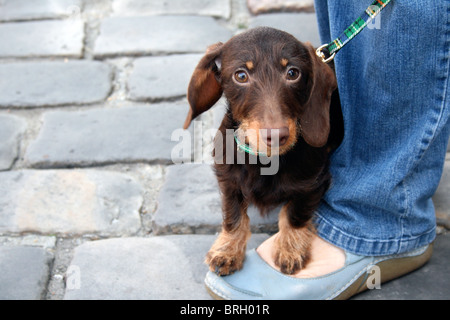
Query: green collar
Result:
<box><xmin>234</xmin><ymin>133</ymin><xmax>268</xmax><ymax>157</ymax></box>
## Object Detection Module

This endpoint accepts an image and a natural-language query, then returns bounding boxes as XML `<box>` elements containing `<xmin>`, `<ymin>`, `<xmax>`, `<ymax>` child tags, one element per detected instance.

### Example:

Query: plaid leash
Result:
<box><xmin>316</xmin><ymin>0</ymin><xmax>392</xmax><ymax>63</ymax></box>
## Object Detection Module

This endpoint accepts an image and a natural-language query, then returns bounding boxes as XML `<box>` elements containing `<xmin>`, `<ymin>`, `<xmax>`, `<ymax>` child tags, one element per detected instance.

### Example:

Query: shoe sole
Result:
<box><xmin>206</xmin><ymin>284</ymin><xmax>226</xmax><ymax>301</ymax></box>
<box><xmin>333</xmin><ymin>243</ymin><xmax>433</xmax><ymax>300</ymax></box>
<box><xmin>205</xmin><ymin>244</ymin><xmax>433</xmax><ymax>300</ymax></box>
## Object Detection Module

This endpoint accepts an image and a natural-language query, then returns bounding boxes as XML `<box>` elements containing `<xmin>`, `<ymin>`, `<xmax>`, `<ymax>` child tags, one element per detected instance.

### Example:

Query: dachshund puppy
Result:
<box><xmin>184</xmin><ymin>27</ymin><xmax>343</xmax><ymax>275</ymax></box>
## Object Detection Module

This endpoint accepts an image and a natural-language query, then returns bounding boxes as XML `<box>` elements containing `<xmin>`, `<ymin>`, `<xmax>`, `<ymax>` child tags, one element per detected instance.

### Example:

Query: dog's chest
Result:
<box><xmin>241</xmin><ymin>167</ymin><xmax>296</xmax><ymax>207</ymax></box>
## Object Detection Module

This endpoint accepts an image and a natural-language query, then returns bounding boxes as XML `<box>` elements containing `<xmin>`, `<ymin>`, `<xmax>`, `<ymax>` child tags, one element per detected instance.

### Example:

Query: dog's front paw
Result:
<box><xmin>274</xmin><ymin>247</ymin><xmax>309</xmax><ymax>275</ymax></box>
<box><xmin>273</xmin><ymin>231</ymin><xmax>312</xmax><ymax>275</ymax></box>
<box><xmin>205</xmin><ymin>235</ymin><xmax>247</xmax><ymax>276</ymax></box>
<box><xmin>205</xmin><ymin>247</ymin><xmax>246</xmax><ymax>276</ymax></box>
<box><xmin>205</xmin><ymin>222</ymin><xmax>251</xmax><ymax>275</ymax></box>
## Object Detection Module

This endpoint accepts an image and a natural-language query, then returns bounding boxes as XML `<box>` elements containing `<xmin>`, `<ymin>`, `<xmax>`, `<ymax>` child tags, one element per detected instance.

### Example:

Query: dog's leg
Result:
<box><xmin>205</xmin><ymin>186</ymin><xmax>251</xmax><ymax>276</ymax></box>
<box><xmin>274</xmin><ymin>201</ymin><xmax>315</xmax><ymax>275</ymax></box>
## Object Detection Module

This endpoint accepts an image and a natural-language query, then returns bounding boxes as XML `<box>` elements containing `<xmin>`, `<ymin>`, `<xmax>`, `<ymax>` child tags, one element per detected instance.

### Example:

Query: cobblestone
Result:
<box><xmin>0</xmin><ymin>0</ymin><xmax>83</xmax><ymax>22</ymax></box>
<box><xmin>0</xmin><ymin>61</ymin><xmax>113</xmax><ymax>108</ymax></box>
<box><xmin>25</xmin><ymin>103</ymin><xmax>193</xmax><ymax>168</ymax></box>
<box><xmin>127</xmin><ymin>54</ymin><xmax>202</xmax><ymax>102</ymax></box>
<box><xmin>250</xmin><ymin>13</ymin><xmax>321</xmax><ymax>46</ymax></box>
<box><xmin>0</xmin><ymin>19</ymin><xmax>84</xmax><ymax>58</ymax></box>
<box><xmin>247</xmin><ymin>0</ymin><xmax>314</xmax><ymax>15</ymax></box>
<box><xmin>112</xmin><ymin>0</ymin><xmax>231</xmax><ymax>19</ymax></box>
<box><xmin>94</xmin><ymin>16</ymin><xmax>232</xmax><ymax>57</ymax></box>
<box><xmin>63</xmin><ymin>234</ymin><xmax>269</xmax><ymax>300</ymax></box>
<box><xmin>0</xmin><ymin>170</ymin><xmax>143</xmax><ymax>236</ymax></box>
<box><xmin>0</xmin><ymin>246</ymin><xmax>53</xmax><ymax>300</ymax></box>
<box><xmin>434</xmin><ymin>161</ymin><xmax>450</xmax><ymax>227</ymax></box>
<box><xmin>0</xmin><ymin>114</ymin><xmax>26</xmax><ymax>170</ymax></box>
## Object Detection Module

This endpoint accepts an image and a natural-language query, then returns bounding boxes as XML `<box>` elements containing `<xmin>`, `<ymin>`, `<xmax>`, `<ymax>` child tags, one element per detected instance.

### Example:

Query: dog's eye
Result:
<box><xmin>234</xmin><ymin>70</ymin><xmax>249</xmax><ymax>83</ymax></box>
<box><xmin>286</xmin><ymin>68</ymin><xmax>300</xmax><ymax>81</ymax></box>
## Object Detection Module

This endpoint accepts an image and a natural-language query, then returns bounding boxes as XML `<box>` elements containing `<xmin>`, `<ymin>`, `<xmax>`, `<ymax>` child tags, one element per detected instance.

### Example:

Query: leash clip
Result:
<box><xmin>316</xmin><ymin>44</ymin><xmax>335</xmax><ymax>64</ymax></box>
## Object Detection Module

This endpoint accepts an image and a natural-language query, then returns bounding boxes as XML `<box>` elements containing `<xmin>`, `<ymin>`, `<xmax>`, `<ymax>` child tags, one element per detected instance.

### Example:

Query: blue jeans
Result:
<box><xmin>314</xmin><ymin>0</ymin><xmax>450</xmax><ymax>256</ymax></box>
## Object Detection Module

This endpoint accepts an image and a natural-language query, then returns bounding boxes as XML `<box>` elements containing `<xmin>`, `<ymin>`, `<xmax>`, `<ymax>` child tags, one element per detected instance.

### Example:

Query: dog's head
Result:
<box><xmin>184</xmin><ymin>27</ymin><xmax>337</xmax><ymax>155</ymax></box>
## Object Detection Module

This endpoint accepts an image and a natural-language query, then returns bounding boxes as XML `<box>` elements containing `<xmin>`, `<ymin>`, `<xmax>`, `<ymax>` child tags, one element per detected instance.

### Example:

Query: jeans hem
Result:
<box><xmin>315</xmin><ymin>212</ymin><xmax>437</xmax><ymax>256</ymax></box>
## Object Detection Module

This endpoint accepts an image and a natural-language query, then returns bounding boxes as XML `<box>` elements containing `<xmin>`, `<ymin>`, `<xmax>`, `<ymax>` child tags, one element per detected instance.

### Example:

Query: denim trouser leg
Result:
<box><xmin>314</xmin><ymin>0</ymin><xmax>450</xmax><ymax>256</ymax></box>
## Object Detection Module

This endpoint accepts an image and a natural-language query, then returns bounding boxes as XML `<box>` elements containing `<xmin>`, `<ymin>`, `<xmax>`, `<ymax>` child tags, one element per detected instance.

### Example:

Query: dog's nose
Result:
<box><xmin>261</xmin><ymin>127</ymin><xmax>290</xmax><ymax>147</ymax></box>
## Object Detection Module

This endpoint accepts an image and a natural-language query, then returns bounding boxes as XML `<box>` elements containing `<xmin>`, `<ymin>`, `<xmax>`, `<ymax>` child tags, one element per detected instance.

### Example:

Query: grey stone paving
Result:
<box><xmin>63</xmin><ymin>234</ymin><xmax>266</xmax><ymax>300</ymax></box>
<box><xmin>0</xmin><ymin>170</ymin><xmax>143</xmax><ymax>236</ymax></box>
<box><xmin>0</xmin><ymin>114</ymin><xmax>26</xmax><ymax>170</ymax></box>
<box><xmin>250</xmin><ymin>13</ymin><xmax>321</xmax><ymax>47</ymax></box>
<box><xmin>0</xmin><ymin>61</ymin><xmax>113</xmax><ymax>107</ymax></box>
<box><xmin>0</xmin><ymin>19</ymin><xmax>84</xmax><ymax>58</ymax></box>
<box><xmin>247</xmin><ymin>0</ymin><xmax>314</xmax><ymax>15</ymax></box>
<box><xmin>94</xmin><ymin>16</ymin><xmax>232</xmax><ymax>57</ymax></box>
<box><xmin>127</xmin><ymin>54</ymin><xmax>202</xmax><ymax>102</ymax></box>
<box><xmin>0</xmin><ymin>0</ymin><xmax>448</xmax><ymax>302</ymax></box>
<box><xmin>25</xmin><ymin>103</ymin><xmax>193</xmax><ymax>168</ymax></box>
<box><xmin>435</xmin><ymin>160</ymin><xmax>450</xmax><ymax>228</ymax></box>
<box><xmin>0</xmin><ymin>246</ymin><xmax>52</xmax><ymax>300</ymax></box>
<box><xmin>0</xmin><ymin>0</ymin><xmax>82</xmax><ymax>22</ymax></box>
<box><xmin>111</xmin><ymin>0</ymin><xmax>231</xmax><ymax>19</ymax></box>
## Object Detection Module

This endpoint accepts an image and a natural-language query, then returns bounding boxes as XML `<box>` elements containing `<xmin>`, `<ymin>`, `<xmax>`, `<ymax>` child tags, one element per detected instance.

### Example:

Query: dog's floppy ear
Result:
<box><xmin>300</xmin><ymin>45</ymin><xmax>338</xmax><ymax>148</ymax></box>
<box><xmin>183</xmin><ymin>42</ymin><xmax>224</xmax><ymax>129</ymax></box>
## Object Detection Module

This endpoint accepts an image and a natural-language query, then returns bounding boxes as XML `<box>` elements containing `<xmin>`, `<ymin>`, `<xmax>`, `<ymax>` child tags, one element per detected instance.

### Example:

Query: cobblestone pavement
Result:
<box><xmin>0</xmin><ymin>0</ymin><xmax>448</xmax><ymax>300</ymax></box>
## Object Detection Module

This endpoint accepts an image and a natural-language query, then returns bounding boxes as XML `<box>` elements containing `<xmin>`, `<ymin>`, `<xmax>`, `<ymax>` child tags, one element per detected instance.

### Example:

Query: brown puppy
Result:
<box><xmin>184</xmin><ymin>27</ymin><xmax>343</xmax><ymax>275</ymax></box>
